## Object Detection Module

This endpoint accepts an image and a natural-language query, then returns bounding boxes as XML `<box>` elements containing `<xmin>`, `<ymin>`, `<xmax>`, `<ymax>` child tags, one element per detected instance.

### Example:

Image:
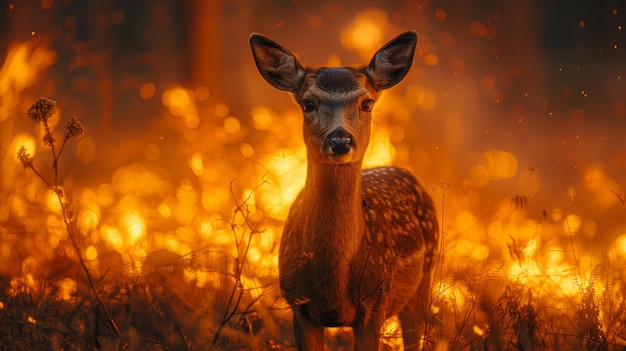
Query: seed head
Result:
<box><xmin>17</xmin><ymin>146</ymin><xmax>34</xmax><ymax>169</ymax></box>
<box><xmin>43</xmin><ymin>133</ymin><xmax>56</xmax><ymax>147</ymax></box>
<box><xmin>27</xmin><ymin>97</ymin><xmax>56</xmax><ymax>124</ymax></box>
<box><xmin>65</xmin><ymin>117</ymin><xmax>85</xmax><ymax>140</ymax></box>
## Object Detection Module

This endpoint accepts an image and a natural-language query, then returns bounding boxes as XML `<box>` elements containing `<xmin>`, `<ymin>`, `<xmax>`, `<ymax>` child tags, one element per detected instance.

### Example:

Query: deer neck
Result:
<box><xmin>301</xmin><ymin>159</ymin><xmax>365</xmax><ymax>260</ymax></box>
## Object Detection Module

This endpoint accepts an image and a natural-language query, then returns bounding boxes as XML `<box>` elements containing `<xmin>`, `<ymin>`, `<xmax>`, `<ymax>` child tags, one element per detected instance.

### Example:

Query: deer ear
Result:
<box><xmin>365</xmin><ymin>31</ymin><xmax>417</xmax><ymax>91</ymax></box>
<box><xmin>250</xmin><ymin>33</ymin><xmax>306</xmax><ymax>93</ymax></box>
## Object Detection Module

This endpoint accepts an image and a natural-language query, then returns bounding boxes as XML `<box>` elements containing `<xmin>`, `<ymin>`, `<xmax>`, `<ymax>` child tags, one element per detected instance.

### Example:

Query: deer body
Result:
<box><xmin>251</xmin><ymin>32</ymin><xmax>439</xmax><ymax>351</ymax></box>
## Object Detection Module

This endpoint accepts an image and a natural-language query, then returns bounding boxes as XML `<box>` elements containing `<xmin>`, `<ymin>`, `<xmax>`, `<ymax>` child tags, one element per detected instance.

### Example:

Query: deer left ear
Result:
<box><xmin>365</xmin><ymin>31</ymin><xmax>417</xmax><ymax>91</ymax></box>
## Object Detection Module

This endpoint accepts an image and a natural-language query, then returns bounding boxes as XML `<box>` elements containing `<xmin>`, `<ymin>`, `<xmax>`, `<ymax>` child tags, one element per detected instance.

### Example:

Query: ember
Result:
<box><xmin>1</xmin><ymin>1</ymin><xmax>625</xmax><ymax>350</ymax></box>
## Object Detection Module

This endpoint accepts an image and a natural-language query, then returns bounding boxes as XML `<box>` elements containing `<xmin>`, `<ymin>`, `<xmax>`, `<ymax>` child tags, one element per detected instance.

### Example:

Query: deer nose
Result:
<box><xmin>326</xmin><ymin>128</ymin><xmax>353</xmax><ymax>155</ymax></box>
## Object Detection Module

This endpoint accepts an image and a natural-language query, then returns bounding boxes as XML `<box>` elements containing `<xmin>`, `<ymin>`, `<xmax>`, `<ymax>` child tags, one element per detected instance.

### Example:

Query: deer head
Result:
<box><xmin>250</xmin><ymin>32</ymin><xmax>417</xmax><ymax>165</ymax></box>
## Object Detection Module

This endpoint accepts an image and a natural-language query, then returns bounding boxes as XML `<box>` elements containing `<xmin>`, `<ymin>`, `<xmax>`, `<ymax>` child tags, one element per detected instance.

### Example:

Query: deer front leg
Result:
<box><xmin>399</xmin><ymin>273</ymin><xmax>432</xmax><ymax>351</ymax></box>
<box><xmin>399</xmin><ymin>304</ymin><xmax>420</xmax><ymax>351</ymax></box>
<box><xmin>353</xmin><ymin>305</ymin><xmax>386</xmax><ymax>351</ymax></box>
<box><xmin>292</xmin><ymin>305</ymin><xmax>324</xmax><ymax>351</ymax></box>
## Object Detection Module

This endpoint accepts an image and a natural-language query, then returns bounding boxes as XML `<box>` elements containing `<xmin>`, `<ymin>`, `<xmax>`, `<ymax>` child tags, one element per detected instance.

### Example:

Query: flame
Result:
<box><xmin>162</xmin><ymin>85</ymin><xmax>199</xmax><ymax>128</ymax></box>
<box><xmin>3</xmin><ymin>133</ymin><xmax>37</xmax><ymax>191</ymax></box>
<box><xmin>435</xmin><ymin>282</ymin><xmax>466</xmax><ymax>309</ymax></box>
<box><xmin>485</xmin><ymin>149</ymin><xmax>518</xmax><ymax>179</ymax></box>
<box><xmin>2</xmin><ymin>7</ymin><xmax>626</xmax><ymax>349</ymax></box>
<box><xmin>340</xmin><ymin>8</ymin><xmax>388</xmax><ymax>58</ymax></box>
<box><xmin>57</xmin><ymin>277</ymin><xmax>77</xmax><ymax>301</ymax></box>
<box><xmin>0</xmin><ymin>40</ymin><xmax>56</xmax><ymax>122</ymax></box>
<box><xmin>259</xmin><ymin>147</ymin><xmax>307</xmax><ymax>220</ymax></box>
<box><xmin>363</xmin><ymin>126</ymin><xmax>396</xmax><ymax>168</ymax></box>
<box><xmin>614</xmin><ymin>234</ymin><xmax>626</xmax><ymax>258</ymax></box>
<box><xmin>119</xmin><ymin>211</ymin><xmax>146</xmax><ymax>246</ymax></box>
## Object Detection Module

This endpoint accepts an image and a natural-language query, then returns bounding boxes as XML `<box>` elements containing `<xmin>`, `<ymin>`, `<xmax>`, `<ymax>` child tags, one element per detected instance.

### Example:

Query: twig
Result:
<box><xmin>431</xmin><ymin>182</ymin><xmax>451</xmax><ymax>344</ymax></box>
<box><xmin>18</xmin><ymin>97</ymin><xmax>119</xmax><ymax>338</ymax></box>
<box><xmin>211</xmin><ymin>179</ymin><xmax>268</xmax><ymax>347</ymax></box>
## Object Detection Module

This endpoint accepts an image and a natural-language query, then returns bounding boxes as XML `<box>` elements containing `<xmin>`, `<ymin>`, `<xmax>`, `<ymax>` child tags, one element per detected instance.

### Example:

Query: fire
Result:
<box><xmin>119</xmin><ymin>211</ymin><xmax>146</xmax><ymax>246</ymax></box>
<box><xmin>341</xmin><ymin>8</ymin><xmax>388</xmax><ymax>58</ymax></box>
<box><xmin>614</xmin><ymin>234</ymin><xmax>626</xmax><ymax>257</ymax></box>
<box><xmin>0</xmin><ymin>40</ymin><xmax>55</xmax><ymax>122</ymax></box>
<box><xmin>1</xmin><ymin>4</ymin><xmax>626</xmax><ymax>350</ymax></box>
<box><xmin>162</xmin><ymin>85</ymin><xmax>200</xmax><ymax>128</ymax></box>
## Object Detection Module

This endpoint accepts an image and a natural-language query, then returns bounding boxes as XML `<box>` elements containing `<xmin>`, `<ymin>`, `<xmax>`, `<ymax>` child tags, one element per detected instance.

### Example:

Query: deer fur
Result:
<box><xmin>250</xmin><ymin>31</ymin><xmax>439</xmax><ymax>351</ymax></box>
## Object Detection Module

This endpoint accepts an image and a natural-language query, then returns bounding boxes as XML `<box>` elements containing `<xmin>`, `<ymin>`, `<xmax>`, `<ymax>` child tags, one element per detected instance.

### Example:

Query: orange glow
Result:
<box><xmin>144</xmin><ymin>143</ymin><xmax>160</xmax><ymax>160</ymax></box>
<box><xmin>481</xmin><ymin>74</ymin><xmax>496</xmax><ymax>91</ymax></box>
<box><xmin>381</xmin><ymin>315</ymin><xmax>403</xmax><ymax>349</ymax></box>
<box><xmin>251</xmin><ymin>106</ymin><xmax>275</xmax><ymax>130</ymax></box>
<box><xmin>438</xmin><ymin>32</ymin><xmax>455</xmax><ymax>48</ymax></box>
<box><xmin>101</xmin><ymin>225</ymin><xmax>123</xmax><ymax>251</ymax></box>
<box><xmin>162</xmin><ymin>85</ymin><xmax>199</xmax><ymax>128</ymax></box>
<box><xmin>0</xmin><ymin>41</ymin><xmax>55</xmax><ymax>123</ymax></box>
<box><xmin>564</xmin><ymin>214</ymin><xmax>582</xmax><ymax>235</ymax></box>
<box><xmin>223</xmin><ymin>116</ymin><xmax>241</xmax><ymax>134</ymax></box>
<box><xmin>470</xmin><ymin>21</ymin><xmax>488</xmax><ymax>37</ymax></box>
<box><xmin>405</xmin><ymin>85</ymin><xmax>437</xmax><ymax>111</ymax></box>
<box><xmin>2</xmin><ymin>6</ymin><xmax>626</xmax><ymax>350</ymax></box>
<box><xmin>139</xmin><ymin>82</ymin><xmax>156</xmax><ymax>99</ymax></box>
<box><xmin>469</xmin><ymin>165</ymin><xmax>490</xmax><ymax>187</ymax></box>
<box><xmin>473</xmin><ymin>325</ymin><xmax>486</xmax><ymax>336</ymax></box>
<box><xmin>613</xmin><ymin>234</ymin><xmax>626</xmax><ymax>263</ymax></box>
<box><xmin>507</xmin><ymin>260</ymin><xmax>541</xmax><ymax>285</ymax></box>
<box><xmin>485</xmin><ymin>149</ymin><xmax>518</xmax><ymax>179</ymax></box>
<box><xmin>583</xmin><ymin>163</ymin><xmax>623</xmax><ymax>208</ymax></box>
<box><xmin>120</xmin><ymin>211</ymin><xmax>146</xmax><ymax>245</ymax></box>
<box><xmin>45</xmin><ymin>188</ymin><xmax>63</xmax><ymax>214</ymax></box>
<box><xmin>77</xmin><ymin>204</ymin><xmax>100</xmax><ymax>235</ymax></box>
<box><xmin>189</xmin><ymin>152</ymin><xmax>205</xmax><ymax>176</ymax></box>
<box><xmin>340</xmin><ymin>8</ymin><xmax>387</xmax><ymax>57</ymax></box>
<box><xmin>158</xmin><ymin>202</ymin><xmax>172</xmax><ymax>218</ymax></box>
<box><xmin>11</xmin><ymin>133</ymin><xmax>37</xmax><ymax>162</ymax></box>
<box><xmin>435</xmin><ymin>9</ymin><xmax>447</xmax><ymax>22</ymax></box>
<box><xmin>259</xmin><ymin>148</ymin><xmax>307</xmax><ymax>220</ymax></box>
<box><xmin>423</xmin><ymin>53</ymin><xmax>439</xmax><ymax>66</ymax></box>
<box><xmin>435</xmin><ymin>282</ymin><xmax>466</xmax><ymax>308</ymax></box>
<box><xmin>363</xmin><ymin>126</ymin><xmax>395</xmax><ymax>168</ymax></box>
<box><xmin>57</xmin><ymin>277</ymin><xmax>76</xmax><ymax>301</ymax></box>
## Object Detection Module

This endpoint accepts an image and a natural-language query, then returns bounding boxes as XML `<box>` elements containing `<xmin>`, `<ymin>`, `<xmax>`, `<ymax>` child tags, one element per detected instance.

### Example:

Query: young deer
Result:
<box><xmin>250</xmin><ymin>31</ymin><xmax>439</xmax><ymax>351</ymax></box>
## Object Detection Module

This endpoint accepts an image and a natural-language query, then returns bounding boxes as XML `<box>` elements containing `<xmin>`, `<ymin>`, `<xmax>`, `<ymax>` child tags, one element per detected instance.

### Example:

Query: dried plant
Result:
<box><xmin>576</xmin><ymin>264</ymin><xmax>608</xmax><ymax>351</ymax></box>
<box><xmin>209</xmin><ymin>179</ymin><xmax>283</xmax><ymax>350</ymax></box>
<box><xmin>18</xmin><ymin>97</ymin><xmax>119</xmax><ymax>342</ymax></box>
<box><xmin>430</xmin><ymin>182</ymin><xmax>451</xmax><ymax>346</ymax></box>
<box><xmin>497</xmin><ymin>285</ymin><xmax>543</xmax><ymax>351</ymax></box>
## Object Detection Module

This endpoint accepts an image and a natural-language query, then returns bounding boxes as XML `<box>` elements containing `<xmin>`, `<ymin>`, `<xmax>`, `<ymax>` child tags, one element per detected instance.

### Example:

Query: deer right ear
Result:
<box><xmin>250</xmin><ymin>34</ymin><xmax>306</xmax><ymax>93</ymax></box>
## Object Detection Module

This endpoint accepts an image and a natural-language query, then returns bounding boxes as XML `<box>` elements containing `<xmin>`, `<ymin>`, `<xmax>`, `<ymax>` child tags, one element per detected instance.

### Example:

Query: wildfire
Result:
<box><xmin>1</xmin><ymin>3</ymin><xmax>625</xmax><ymax>350</ymax></box>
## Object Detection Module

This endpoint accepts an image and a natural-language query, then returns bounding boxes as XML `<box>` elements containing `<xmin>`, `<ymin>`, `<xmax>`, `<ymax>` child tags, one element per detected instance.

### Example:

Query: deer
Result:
<box><xmin>250</xmin><ymin>31</ymin><xmax>439</xmax><ymax>351</ymax></box>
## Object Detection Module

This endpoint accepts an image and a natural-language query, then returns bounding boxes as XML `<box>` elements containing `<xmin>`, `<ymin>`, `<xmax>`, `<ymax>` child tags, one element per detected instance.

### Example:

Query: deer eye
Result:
<box><xmin>302</xmin><ymin>100</ymin><xmax>317</xmax><ymax>112</ymax></box>
<box><xmin>361</xmin><ymin>99</ymin><xmax>374</xmax><ymax>112</ymax></box>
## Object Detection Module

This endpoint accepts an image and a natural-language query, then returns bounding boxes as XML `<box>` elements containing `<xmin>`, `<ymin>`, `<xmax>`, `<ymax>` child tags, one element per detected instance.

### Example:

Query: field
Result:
<box><xmin>1</xmin><ymin>1</ymin><xmax>625</xmax><ymax>350</ymax></box>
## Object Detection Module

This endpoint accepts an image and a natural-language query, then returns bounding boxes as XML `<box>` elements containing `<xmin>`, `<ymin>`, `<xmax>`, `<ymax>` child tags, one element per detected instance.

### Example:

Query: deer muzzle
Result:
<box><xmin>324</xmin><ymin>128</ymin><xmax>354</xmax><ymax>156</ymax></box>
